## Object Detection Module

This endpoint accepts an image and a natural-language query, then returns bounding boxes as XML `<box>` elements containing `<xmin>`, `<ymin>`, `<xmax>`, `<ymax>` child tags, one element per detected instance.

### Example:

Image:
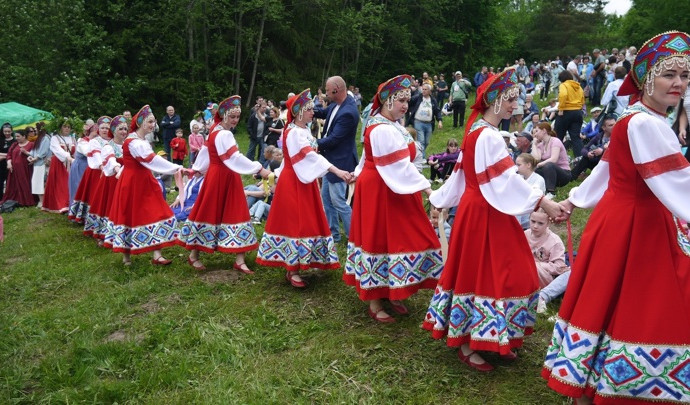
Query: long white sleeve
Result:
<box><xmin>87</xmin><ymin>138</ymin><xmax>106</xmax><ymax>169</ymax></box>
<box><xmin>215</xmin><ymin>129</ymin><xmax>262</xmax><ymax>175</ymax></box>
<box><xmin>370</xmin><ymin>123</ymin><xmax>430</xmax><ymax>194</ymax></box>
<box><xmin>475</xmin><ymin>128</ymin><xmax>543</xmax><ymax>215</ymax></box>
<box><xmin>50</xmin><ymin>135</ymin><xmax>72</xmax><ymax>162</ymax></box>
<box><xmin>568</xmin><ymin>158</ymin><xmax>610</xmax><ymax>208</ymax></box>
<box><xmin>429</xmin><ymin>152</ymin><xmax>466</xmax><ymax>208</ymax></box>
<box><xmin>353</xmin><ymin>150</ymin><xmax>366</xmax><ymax>177</ymax></box>
<box><xmin>101</xmin><ymin>144</ymin><xmax>119</xmax><ymax>176</ymax></box>
<box><xmin>286</xmin><ymin>126</ymin><xmax>332</xmax><ymax>184</ymax></box>
<box><xmin>191</xmin><ymin>145</ymin><xmax>209</xmax><ymax>174</ymax></box>
<box><xmin>76</xmin><ymin>137</ymin><xmax>90</xmax><ymax>155</ymax></box>
<box><xmin>628</xmin><ymin>111</ymin><xmax>690</xmax><ymax>221</ymax></box>
<box><xmin>129</xmin><ymin>138</ymin><xmax>181</xmax><ymax>175</ymax></box>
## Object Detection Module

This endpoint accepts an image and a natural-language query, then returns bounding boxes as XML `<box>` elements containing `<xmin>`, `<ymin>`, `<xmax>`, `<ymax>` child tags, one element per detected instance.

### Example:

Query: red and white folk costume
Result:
<box><xmin>87</xmin><ymin>115</ymin><xmax>127</xmax><ymax>240</ymax></box>
<box><xmin>42</xmin><ymin>127</ymin><xmax>75</xmax><ymax>213</ymax></box>
<box><xmin>422</xmin><ymin>68</ymin><xmax>542</xmax><ymax>355</ymax></box>
<box><xmin>257</xmin><ymin>89</ymin><xmax>340</xmax><ymax>272</ymax></box>
<box><xmin>180</xmin><ymin>96</ymin><xmax>263</xmax><ymax>255</ymax></box>
<box><xmin>344</xmin><ymin>75</ymin><xmax>443</xmax><ymax>302</ymax></box>
<box><xmin>70</xmin><ymin>116</ymin><xmax>112</xmax><ymax>224</ymax></box>
<box><xmin>542</xmin><ymin>32</ymin><xmax>690</xmax><ymax>404</ymax></box>
<box><xmin>103</xmin><ymin>106</ymin><xmax>182</xmax><ymax>254</ymax></box>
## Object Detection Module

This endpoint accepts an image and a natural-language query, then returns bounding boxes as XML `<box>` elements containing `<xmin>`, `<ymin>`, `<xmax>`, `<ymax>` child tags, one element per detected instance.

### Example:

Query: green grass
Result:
<box><xmin>0</xmin><ymin>100</ymin><xmax>590</xmax><ymax>404</ymax></box>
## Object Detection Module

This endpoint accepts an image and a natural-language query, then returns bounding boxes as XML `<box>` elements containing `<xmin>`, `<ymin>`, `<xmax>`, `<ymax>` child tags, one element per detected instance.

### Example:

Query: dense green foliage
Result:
<box><xmin>0</xmin><ymin>0</ymin><xmax>680</xmax><ymax>122</ymax></box>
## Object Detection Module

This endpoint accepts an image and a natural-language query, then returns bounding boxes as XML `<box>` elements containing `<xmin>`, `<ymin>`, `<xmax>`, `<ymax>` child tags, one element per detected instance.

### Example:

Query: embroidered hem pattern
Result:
<box><xmin>422</xmin><ymin>285</ymin><xmax>538</xmax><ymax>354</ymax></box>
<box><xmin>67</xmin><ymin>201</ymin><xmax>89</xmax><ymax>223</ymax></box>
<box><xmin>83</xmin><ymin>212</ymin><xmax>101</xmax><ymax>236</ymax></box>
<box><xmin>542</xmin><ymin>319</ymin><xmax>690</xmax><ymax>403</ymax></box>
<box><xmin>256</xmin><ymin>232</ymin><xmax>340</xmax><ymax>271</ymax></box>
<box><xmin>180</xmin><ymin>221</ymin><xmax>258</xmax><ymax>253</ymax></box>
<box><xmin>104</xmin><ymin>217</ymin><xmax>180</xmax><ymax>254</ymax></box>
<box><xmin>344</xmin><ymin>242</ymin><xmax>443</xmax><ymax>300</ymax></box>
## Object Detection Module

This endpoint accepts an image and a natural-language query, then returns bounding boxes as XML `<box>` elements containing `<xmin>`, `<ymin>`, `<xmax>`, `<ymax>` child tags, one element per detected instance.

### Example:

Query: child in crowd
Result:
<box><xmin>188</xmin><ymin>124</ymin><xmax>204</xmax><ymax>165</ymax></box>
<box><xmin>429</xmin><ymin>207</ymin><xmax>451</xmax><ymax>240</ymax></box>
<box><xmin>170</xmin><ymin>128</ymin><xmax>187</xmax><ymax>165</ymax></box>
<box><xmin>406</xmin><ymin>126</ymin><xmax>425</xmax><ymax>172</ymax></box>
<box><xmin>523</xmin><ymin>209</ymin><xmax>570</xmax><ymax>314</ymax></box>
<box><xmin>427</xmin><ymin>138</ymin><xmax>460</xmax><ymax>183</ymax></box>
<box><xmin>515</xmin><ymin>153</ymin><xmax>546</xmax><ymax>228</ymax></box>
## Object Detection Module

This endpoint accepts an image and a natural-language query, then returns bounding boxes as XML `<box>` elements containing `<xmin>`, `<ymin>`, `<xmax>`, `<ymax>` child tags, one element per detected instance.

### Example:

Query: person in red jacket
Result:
<box><xmin>170</xmin><ymin>128</ymin><xmax>188</xmax><ymax>165</ymax></box>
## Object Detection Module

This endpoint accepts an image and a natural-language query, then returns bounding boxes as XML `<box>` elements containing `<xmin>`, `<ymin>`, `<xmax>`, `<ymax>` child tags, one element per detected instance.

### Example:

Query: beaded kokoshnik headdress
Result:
<box><xmin>286</xmin><ymin>89</ymin><xmax>313</xmax><ymax>124</ymax></box>
<box><xmin>464</xmin><ymin>68</ymin><xmax>520</xmax><ymax>139</ymax></box>
<box><xmin>371</xmin><ymin>75</ymin><xmax>413</xmax><ymax>115</ymax></box>
<box><xmin>619</xmin><ymin>31</ymin><xmax>690</xmax><ymax>97</ymax></box>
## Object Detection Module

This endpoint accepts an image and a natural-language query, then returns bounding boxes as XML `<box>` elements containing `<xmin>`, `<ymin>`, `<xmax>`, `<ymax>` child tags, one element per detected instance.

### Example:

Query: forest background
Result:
<box><xmin>0</xmin><ymin>0</ymin><xmax>688</xmax><ymax>120</ymax></box>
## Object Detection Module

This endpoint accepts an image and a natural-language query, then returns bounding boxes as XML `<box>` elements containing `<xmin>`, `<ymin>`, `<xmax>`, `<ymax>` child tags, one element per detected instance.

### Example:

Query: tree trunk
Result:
<box><xmin>246</xmin><ymin>7</ymin><xmax>266</xmax><ymax>107</ymax></box>
<box><xmin>202</xmin><ymin>0</ymin><xmax>209</xmax><ymax>81</ymax></box>
<box><xmin>233</xmin><ymin>10</ymin><xmax>244</xmax><ymax>94</ymax></box>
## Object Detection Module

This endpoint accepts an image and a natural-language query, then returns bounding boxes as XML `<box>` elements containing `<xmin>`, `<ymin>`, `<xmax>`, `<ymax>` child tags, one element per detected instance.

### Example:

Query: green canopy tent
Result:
<box><xmin>0</xmin><ymin>102</ymin><xmax>53</xmax><ymax>129</ymax></box>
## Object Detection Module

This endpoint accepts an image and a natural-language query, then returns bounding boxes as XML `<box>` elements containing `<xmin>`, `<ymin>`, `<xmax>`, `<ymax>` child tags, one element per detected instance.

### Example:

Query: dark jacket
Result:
<box><xmin>247</xmin><ymin>109</ymin><xmax>268</xmax><ymax>140</ymax></box>
<box><xmin>314</xmin><ymin>95</ymin><xmax>359</xmax><ymax>183</ymax></box>
<box><xmin>160</xmin><ymin>114</ymin><xmax>181</xmax><ymax>140</ymax></box>
<box><xmin>580</xmin><ymin>131</ymin><xmax>610</xmax><ymax>159</ymax></box>
<box><xmin>406</xmin><ymin>93</ymin><xmax>442</xmax><ymax>128</ymax></box>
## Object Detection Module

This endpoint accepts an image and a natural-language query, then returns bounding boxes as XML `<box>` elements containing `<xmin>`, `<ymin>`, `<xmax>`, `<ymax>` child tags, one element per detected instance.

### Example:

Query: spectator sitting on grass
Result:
<box><xmin>427</xmin><ymin>138</ymin><xmax>460</xmax><ymax>183</ymax></box>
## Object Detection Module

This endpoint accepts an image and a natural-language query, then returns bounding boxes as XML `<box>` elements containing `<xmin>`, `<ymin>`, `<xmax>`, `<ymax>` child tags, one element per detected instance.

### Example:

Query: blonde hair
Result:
<box><xmin>517</xmin><ymin>153</ymin><xmax>538</xmax><ymax>169</ymax></box>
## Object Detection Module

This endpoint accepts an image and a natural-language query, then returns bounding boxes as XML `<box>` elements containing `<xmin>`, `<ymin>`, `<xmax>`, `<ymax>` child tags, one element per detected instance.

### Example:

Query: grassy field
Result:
<box><xmin>0</xmin><ymin>98</ymin><xmax>591</xmax><ymax>404</ymax></box>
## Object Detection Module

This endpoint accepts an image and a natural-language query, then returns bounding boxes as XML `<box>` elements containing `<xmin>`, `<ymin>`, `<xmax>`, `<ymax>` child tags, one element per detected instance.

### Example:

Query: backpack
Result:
<box><xmin>0</xmin><ymin>200</ymin><xmax>19</xmax><ymax>213</ymax></box>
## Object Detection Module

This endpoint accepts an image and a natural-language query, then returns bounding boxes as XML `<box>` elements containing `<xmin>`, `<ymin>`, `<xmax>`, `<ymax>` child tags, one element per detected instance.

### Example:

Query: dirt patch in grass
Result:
<box><xmin>165</xmin><ymin>293</ymin><xmax>182</xmax><ymax>304</ymax></box>
<box><xmin>104</xmin><ymin>329</ymin><xmax>146</xmax><ymax>343</ymax></box>
<box><xmin>105</xmin><ymin>330</ymin><xmax>128</xmax><ymax>342</ymax></box>
<box><xmin>198</xmin><ymin>270</ymin><xmax>241</xmax><ymax>284</ymax></box>
<box><xmin>140</xmin><ymin>299</ymin><xmax>161</xmax><ymax>314</ymax></box>
<box><xmin>4</xmin><ymin>256</ymin><xmax>25</xmax><ymax>265</ymax></box>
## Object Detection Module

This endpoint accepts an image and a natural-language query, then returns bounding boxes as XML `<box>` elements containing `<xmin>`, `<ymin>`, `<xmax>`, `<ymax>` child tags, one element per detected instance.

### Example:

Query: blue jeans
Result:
<box><xmin>591</xmin><ymin>75</ymin><xmax>605</xmax><ymax>106</ymax></box>
<box><xmin>539</xmin><ymin>271</ymin><xmax>571</xmax><ymax>303</ymax></box>
<box><xmin>413</xmin><ymin>121</ymin><xmax>433</xmax><ymax>156</ymax></box>
<box><xmin>245</xmin><ymin>185</ymin><xmax>263</xmax><ymax>208</ymax></box>
<box><xmin>247</xmin><ymin>137</ymin><xmax>265</xmax><ymax>164</ymax></box>
<box><xmin>321</xmin><ymin>179</ymin><xmax>351</xmax><ymax>242</ymax></box>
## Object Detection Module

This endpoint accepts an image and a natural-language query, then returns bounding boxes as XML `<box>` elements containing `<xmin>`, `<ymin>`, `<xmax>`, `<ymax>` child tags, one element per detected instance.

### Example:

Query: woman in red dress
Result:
<box><xmin>43</xmin><ymin>118</ymin><xmax>77</xmax><ymax>213</ymax></box>
<box><xmin>70</xmin><ymin>116</ymin><xmax>111</xmax><ymax>224</ymax></box>
<box><xmin>86</xmin><ymin>115</ymin><xmax>128</xmax><ymax>240</ymax></box>
<box><xmin>422</xmin><ymin>68</ymin><xmax>563</xmax><ymax>371</ymax></box>
<box><xmin>103</xmin><ymin>105</ymin><xmax>184</xmax><ymax>265</ymax></box>
<box><xmin>257</xmin><ymin>89</ymin><xmax>351</xmax><ymax>288</ymax></box>
<box><xmin>1</xmin><ymin>129</ymin><xmax>34</xmax><ymax>206</ymax></box>
<box><xmin>180</xmin><ymin>96</ymin><xmax>270</xmax><ymax>273</ymax></box>
<box><xmin>344</xmin><ymin>75</ymin><xmax>443</xmax><ymax>323</ymax></box>
<box><xmin>542</xmin><ymin>31</ymin><xmax>690</xmax><ymax>405</ymax></box>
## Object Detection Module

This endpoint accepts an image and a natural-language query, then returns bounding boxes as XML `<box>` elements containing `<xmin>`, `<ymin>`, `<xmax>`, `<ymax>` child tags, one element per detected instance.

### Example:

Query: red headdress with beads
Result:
<box><xmin>286</xmin><ymin>89</ymin><xmax>312</xmax><ymax>125</ymax></box>
<box><xmin>214</xmin><ymin>95</ymin><xmax>242</xmax><ymax>124</ymax></box>
<box><xmin>371</xmin><ymin>75</ymin><xmax>413</xmax><ymax>115</ymax></box>
<box><xmin>97</xmin><ymin>116</ymin><xmax>113</xmax><ymax>138</ymax></box>
<box><xmin>130</xmin><ymin>105</ymin><xmax>152</xmax><ymax>132</ymax></box>
<box><xmin>109</xmin><ymin>115</ymin><xmax>127</xmax><ymax>137</ymax></box>
<box><xmin>619</xmin><ymin>31</ymin><xmax>690</xmax><ymax>98</ymax></box>
<box><xmin>464</xmin><ymin>68</ymin><xmax>519</xmax><ymax>138</ymax></box>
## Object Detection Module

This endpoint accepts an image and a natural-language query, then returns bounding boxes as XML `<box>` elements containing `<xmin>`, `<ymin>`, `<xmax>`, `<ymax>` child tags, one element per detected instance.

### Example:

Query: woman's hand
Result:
<box><xmin>6</xmin><ymin>161</ymin><xmax>12</xmax><ymax>172</ymax></box>
<box><xmin>331</xmin><ymin>167</ymin><xmax>352</xmax><ymax>183</ymax></box>
<box><xmin>257</xmin><ymin>167</ymin><xmax>271</xmax><ymax>179</ymax></box>
<box><xmin>423</xmin><ymin>187</ymin><xmax>433</xmax><ymax>197</ymax></box>
<box><xmin>679</xmin><ymin>128</ymin><xmax>687</xmax><ymax>146</ymax></box>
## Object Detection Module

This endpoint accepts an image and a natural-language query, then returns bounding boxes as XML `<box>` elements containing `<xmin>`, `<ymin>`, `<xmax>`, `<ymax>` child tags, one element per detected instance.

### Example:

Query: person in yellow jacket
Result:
<box><xmin>555</xmin><ymin>70</ymin><xmax>585</xmax><ymax>157</ymax></box>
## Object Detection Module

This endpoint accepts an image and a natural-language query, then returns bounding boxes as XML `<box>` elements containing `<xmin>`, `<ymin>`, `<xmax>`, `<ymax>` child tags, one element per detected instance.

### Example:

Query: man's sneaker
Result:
<box><xmin>537</xmin><ymin>297</ymin><xmax>547</xmax><ymax>314</ymax></box>
<box><xmin>251</xmin><ymin>218</ymin><xmax>261</xmax><ymax>224</ymax></box>
<box><xmin>545</xmin><ymin>192</ymin><xmax>555</xmax><ymax>200</ymax></box>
